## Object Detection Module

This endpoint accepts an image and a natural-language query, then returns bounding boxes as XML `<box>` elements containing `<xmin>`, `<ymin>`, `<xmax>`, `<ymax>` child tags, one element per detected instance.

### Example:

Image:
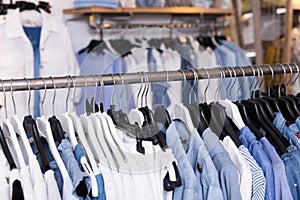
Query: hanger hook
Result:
<box><xmin>24</xmin><ymin>78</ymin><xmax>31</xmax><ymax>115</ymax></box>
<box><xmin>162</xmin><ymin>70</ymin><xmax>169</xmax><ymax>106</ymax></box>
<box><xmin>110</xmin><ymin>74</ymin><xmax>116</xmax><ymax>106</ymax></box>
<box><xmin>136</xmin><ymin>72</ymin><xmax>144</xmax><ymax>108</ymax></box>
<box><xmin>65</xmin><ymin>76</ymin><xmax>72</xmax><ymax>112</ymax></box>
<box><xmin>117</xmin><ymin>73</ymin><xmax>125</xmax><ymax>110</ymax></box>
<box><xmin>264</xmin><ymin>64</ymin><xmax>274</xmax><ymax>97</ymax></box>
<box><xmin>290</xmin><ymin>63</ymin><xmax>300</xmax><ymax>94</ymax></box>
<box><xmin>144</xmin><ymin>72</ymin><xmax>150</xmax><ymax>107</ymax></box>
<box><xmin>178</xmin><ymin>69</ymin><xmax>187</xmax><ymax>91</ymax></box>
<box><xmin>258</xmin><ymin>65</ymin><xmax>265</xmax><ymax>98</ymax></box>
<box><xmin>83</xmin><ymin>76</ymin><xmax>88</xmax><ymax>114</ymax></box>
<box><xmin>0</xmin><ymin>79</ymin><xmax>7</xmax><ymax>119</ymax></box>
<box><xmin>140</xmin><ymin>72</ymin><xmax>148</xmax><ymax>107</ymax></box>
<box><xmin>189</xmin><ymin>69</ymin><xmax>198</xmax><ymax>104</ymax></box>
<box><xmin>229</xmin><ymin>67</ymin><xmax>237</xmax><ymax>99</ymax></box>
<box><xmin>224</xmin><ymin>67</ymin><xmax>232</xmax><ymax>99</ymax></box>
<box><xmin>236</xmin><ymin>66</ymin><xmax>245</xmax><ymax>101</ymax></box>
<box><xmin>40</xmin><ymin>77</ymin><xmax>47</xmax><ymax>116</ymax></box>
<box><xmin>218</xmin><ymin>67</ymin><xmax>226</xmax><ymax>100</ymax></box>
<box><xmin>97</xmin><ymin>75</ymin><xmax>105</xmax><ymax>107</ymax></box>
<box><xmin>202</xmin><ymin>68</ymin><xmax>210</xmax><ymax>103</ymax></box>
<box><xmin>285</xmin><ymin>63</ymin><xmax>293</xmax><ymax>96</ymax></box>
<box><xmin>10</xmin><ymin>79</ymin><xmax>16</xmax><ymax>115</ymax></box>
<box><xmin>276</xmin><ymin>63</ymin><xmax>286</xmax><ymax>97</ymax></box>
<box><xmin>49</xmin><ymin>76</ymin><xmax>56</xmax><ymax>116</ymax></box>
<box><xmin>68</xmin><ymin>76</ymin><xmax>76</xmax><ymax>113</ymax></box>
<box><xmin>249</xmin><ymin>65</ymin><xmax>256</xmax><ymax>98</ymax></box>
<box><xmin>214</xmin><ymin>67</ymin><xmax>223</xmax><ymax>101</ymax></box>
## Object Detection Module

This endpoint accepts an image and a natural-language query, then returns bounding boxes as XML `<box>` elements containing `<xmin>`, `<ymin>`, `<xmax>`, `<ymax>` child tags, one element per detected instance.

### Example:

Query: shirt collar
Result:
<box><xmin>6</xmin><ymin>9</ymin><xmax>59</xmax><ymax>39</ymax></box>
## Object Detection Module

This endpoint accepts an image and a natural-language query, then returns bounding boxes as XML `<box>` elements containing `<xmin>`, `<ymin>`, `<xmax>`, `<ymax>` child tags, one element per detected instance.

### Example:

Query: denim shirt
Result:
<box><xmin>281</xmin><ymin>146</ymin><xmax>300</xmax><ymax>200</ymax></box>
<box><xmin>166</xmin><ymin>122</ymin><xmax>200</xmax><ymax>200</ymax></box>
<box><xmin>202</xmin><ymin>128</ymin><xmax>242</xmax><ymax>200</ymax></box>
<box><xmin>173</xmin><ymin>120</ymin><xmax>223</xmax><ymax>200</ymax></box>
<box><xmin>58</xmin><ymin>139</ymin><xmax>91</xmax><ymax>200</ymax></box>
<box><xmin>273</xmin><ymin>112</ymin><xmax>300</xmax><ymax>149</ymax></box>
<box><xmin>239</xmin><ymin>126</ymin><xmax>274</xmax><ymax>200</ymax></box>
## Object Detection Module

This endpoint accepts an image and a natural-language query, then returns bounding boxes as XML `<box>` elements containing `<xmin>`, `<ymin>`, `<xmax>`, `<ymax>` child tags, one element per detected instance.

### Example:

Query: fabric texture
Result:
<box><xmin>239</xmin><ymin>126</ymin><xmax>274</xmax><ymax>200</ymax></box>
<box><xmin>202</xmin><ymin>128</ymin><xmax>242</xmax><ymax>200</ymax></box>
<box><xmin>238</xmin><ymin>145</ymin><xmax>266</xmax><ymax>200</ymax></box>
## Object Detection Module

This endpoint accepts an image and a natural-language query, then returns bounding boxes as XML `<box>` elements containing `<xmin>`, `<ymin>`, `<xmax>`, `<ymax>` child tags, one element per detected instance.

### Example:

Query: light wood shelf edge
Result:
<box><xmin>63</xmin><ymin>6</ymin><xmax>234</xmax><ymax>15</ymax></box>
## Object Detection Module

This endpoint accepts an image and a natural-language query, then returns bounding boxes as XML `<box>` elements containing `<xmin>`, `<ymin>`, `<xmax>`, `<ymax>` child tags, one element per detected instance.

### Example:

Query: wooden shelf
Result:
<box><xmin>63</xmin><ymin>6</ymin><xmax>234</xmax><ymax>15</ymax></box>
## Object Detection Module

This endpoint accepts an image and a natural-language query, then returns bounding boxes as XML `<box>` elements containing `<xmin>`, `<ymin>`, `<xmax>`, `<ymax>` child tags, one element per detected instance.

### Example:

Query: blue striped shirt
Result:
<box><xmin>239</xmin><ymin>145</ymin><xmax>266</xmax><ymax>200</ymax></box>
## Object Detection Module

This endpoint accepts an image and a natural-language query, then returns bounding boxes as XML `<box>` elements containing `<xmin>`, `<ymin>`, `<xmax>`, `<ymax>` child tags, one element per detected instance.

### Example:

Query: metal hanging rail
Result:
<box><xmin>0</xmin><ymin>63</ymin><xmax>298</xmax><ymax>92</ymax></box>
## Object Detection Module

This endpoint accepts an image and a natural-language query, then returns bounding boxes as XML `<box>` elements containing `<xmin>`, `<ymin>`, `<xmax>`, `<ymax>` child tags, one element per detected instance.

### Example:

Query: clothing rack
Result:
<box><xmin>0</xmin><ymin>63</ymin><xmax>298</xmax><ymax>92</ymax></box>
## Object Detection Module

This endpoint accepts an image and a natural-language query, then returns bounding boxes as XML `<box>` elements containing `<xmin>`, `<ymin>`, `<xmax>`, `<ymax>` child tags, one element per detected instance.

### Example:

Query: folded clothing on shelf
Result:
<box><xmin>74</xmin><ymin>0</ymin><xmax>119</xmax><ymax>9</ymax></box>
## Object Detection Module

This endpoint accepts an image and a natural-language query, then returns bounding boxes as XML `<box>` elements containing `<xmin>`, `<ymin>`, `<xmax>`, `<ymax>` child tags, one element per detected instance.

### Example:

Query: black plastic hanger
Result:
<box><xmin>22</xmin><ymin>78</ymin><xmax>50</xmax><ymax>172</ymax></box>
<box><xmin>38</xmin><ymin>1</ymin><xmax>51</xmax><ymax>13</ymax></box>
<box><xmin>0</xmin><ymin>126</ymin><xmax>17</xmax><ymax>169</ymax></box>
<box><xmin>47</xmin><ymin>77</ymin><xmax>64</xmax><ymax>144</ymax></box>
<box><xmin>0</xmin><ymin>79</ymin><xmax>17</xmax><ymax>170</ymax></box>
<box><xmin>210</xmin><ymin>102</ymin><xmax>243</xmax><ymax>147</ymax></box>
<box><xmin>154</xmin><ymin>70</ymin><xmax>173</xmax><ymax>133</ymax></box>
<box><xmin>280</xmin><ymin>63</ymin><xmax>300</xmax><ymax>117</ymax></box>
<box><xmin>15</xmin><ymin>1</ymin><xmax>40</xmax><ymax>12</ymax></box>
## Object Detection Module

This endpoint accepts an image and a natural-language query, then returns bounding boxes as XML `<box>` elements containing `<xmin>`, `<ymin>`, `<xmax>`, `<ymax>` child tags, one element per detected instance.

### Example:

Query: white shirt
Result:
<box><xmin>0</xmin><ymin>9</ymin><xmax>80</xmax><ymax>123</ymax></box>
<box><xmin>44</xmin><ymin>169</ymin><xmax>61</xmax><ymax>200</ymax></box>
<box><xmin>222</xmin><ymin>136</ymin><xmax>252</xmax><ymax>200</ymax></box>
<box><xmin>99</xmin><ymin>116</ymin><xmax>175</xmax><ymax>200</ymax></box>
<box><xmin>29</xmin><ymin>157</ymin><xmax>48</xmax><ymax>200</ymax></box>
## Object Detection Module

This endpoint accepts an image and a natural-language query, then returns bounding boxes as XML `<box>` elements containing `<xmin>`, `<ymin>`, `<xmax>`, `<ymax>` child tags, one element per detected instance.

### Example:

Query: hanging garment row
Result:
<box><xmin>77</xmin><ymin>27</ymin><xmax>255</xmax><ymax>114</ymax></box>
<box><xmin>1</xmin><ymin>64</ymin><xmax>300</xmax><ymax>200</ymax></box>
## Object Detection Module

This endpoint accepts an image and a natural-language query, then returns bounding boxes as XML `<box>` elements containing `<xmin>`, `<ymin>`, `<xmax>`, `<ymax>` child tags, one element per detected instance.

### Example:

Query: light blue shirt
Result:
<box><xmin>202</xmin><ymin>128</ymin><xmax>242</xmax><ymax>200</ymax></box>
<box><xmin>260</xmin><ymin>138</ymin><xmax>293</xmax><ymax>200</ymax></box>
<box><xmin>58</xmin><ymin>139</ymin><xmax>91</xmax><ymax>199</ymax></box>
<box><xmin>174</xmin><ymin>120</ymin><xmax>223</xmax><ymax>200</ymax></box>
<box><xmin>239</xmin><ymin>126</ymin><xmax>275</xmax><ymax>200</ymax></box>
<box><xmin>166</xmin><ymin>122</ymin><xmax>200</xmax><ymax>200</ymax></box>
<box><xmin>273</xmin><ymin>112</ymin><xmax>300</xmax><ymax>149</ymax></box>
